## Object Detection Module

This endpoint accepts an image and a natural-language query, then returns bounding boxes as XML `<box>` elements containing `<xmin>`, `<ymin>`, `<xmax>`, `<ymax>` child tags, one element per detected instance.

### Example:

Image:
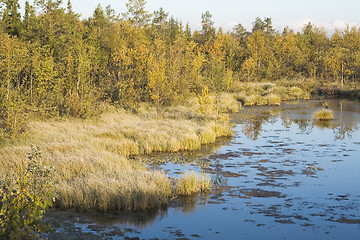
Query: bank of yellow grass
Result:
<box><xmin>232</xmin><ymin>82</ymin><xmax>311</xmax><ymax>107</ymax></box>
<box><xmin>0</xmin><ymin>108</ymin><xmax>230</xmax><ymax>211</ymax></box>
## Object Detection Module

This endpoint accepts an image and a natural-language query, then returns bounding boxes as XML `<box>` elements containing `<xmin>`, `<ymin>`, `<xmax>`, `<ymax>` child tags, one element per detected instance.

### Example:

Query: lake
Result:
<box><xmin>45</xmin><ymin>99</ymin><xmax>360</xmax><ymax>240</ymax></box>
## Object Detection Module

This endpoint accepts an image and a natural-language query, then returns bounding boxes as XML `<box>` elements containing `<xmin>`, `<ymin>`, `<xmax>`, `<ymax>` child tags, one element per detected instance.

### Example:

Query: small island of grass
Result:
<box><xmin>313</xmin><ymin>108</ymin><xmax>334</xmax><ymax>121</ymax></box>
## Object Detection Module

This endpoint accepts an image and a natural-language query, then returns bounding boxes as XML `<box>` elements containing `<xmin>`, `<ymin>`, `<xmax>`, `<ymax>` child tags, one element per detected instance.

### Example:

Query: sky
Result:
<box><xmin>17</xmin><ymin>0</ymin><xmax>360</xmax><ymax>34</ymax></box>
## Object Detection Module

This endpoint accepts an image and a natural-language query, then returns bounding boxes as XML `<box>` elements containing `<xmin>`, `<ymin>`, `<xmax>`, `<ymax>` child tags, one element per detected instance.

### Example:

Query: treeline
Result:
<box><xmin>1</xmin><ymin>0</ymin><xmax>360</xmax><ymax>137</ymax></box>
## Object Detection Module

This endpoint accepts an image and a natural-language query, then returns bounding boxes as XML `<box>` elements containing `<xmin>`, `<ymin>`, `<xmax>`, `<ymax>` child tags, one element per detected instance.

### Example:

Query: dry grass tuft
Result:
<box><xmin>265</xmin><ymin>94</ymin><xmax>281</xmax><ymax>106</ymax></box>
<box><xmin>175</xmin><ymin>171</ymin><xmax>211</xmax><ymax>196</ymax></box>
<box><xmin>217</xmin><ymin>93</ymin><xmax>242</xmax><ymax>113</ymax></box>
<box><xmin>313</xmin><ymin>108</ymin><xmax>334</xmax><ymax>121</ymax></box>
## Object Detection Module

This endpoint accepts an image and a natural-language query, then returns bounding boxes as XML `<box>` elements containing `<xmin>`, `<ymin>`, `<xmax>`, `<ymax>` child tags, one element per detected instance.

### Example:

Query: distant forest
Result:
<box><xmin>1</xmin><ymin>0</ymin><xmax>360</xmax><ymax>136</ymax></box>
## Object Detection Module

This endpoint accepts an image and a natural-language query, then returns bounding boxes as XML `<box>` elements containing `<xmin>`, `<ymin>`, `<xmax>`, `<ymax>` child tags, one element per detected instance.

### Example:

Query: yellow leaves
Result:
<box><xmin>197</xmin><ymin>87</ymin><xmax>215</xmax><ymax>117</ymax></box>
<box><xmin>242</xmin><ymin>57</ymin><xmax>256</xmax><ymax>81</ymax></box>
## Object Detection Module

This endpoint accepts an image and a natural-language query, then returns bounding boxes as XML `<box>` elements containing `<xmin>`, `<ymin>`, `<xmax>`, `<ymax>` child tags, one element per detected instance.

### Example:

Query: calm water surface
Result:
<box><xmin>46</xmin><ymin>99</ymin><xmax>360</xmax><ymax>240</ymax></box>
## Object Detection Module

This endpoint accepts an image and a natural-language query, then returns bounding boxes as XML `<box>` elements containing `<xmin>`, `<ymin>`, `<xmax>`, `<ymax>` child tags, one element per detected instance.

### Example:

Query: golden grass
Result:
<box><xmin>313</xmin><ymin>108</ymin><xmax>334</xmax><ymax>121</ymax></box>
<box><xmin>1</xmin><ymin>108</ymin><xmax>231</xmax><ymax>211</ymax></box>
<box><xmin>175</xmin><ymin>171</ymin><xmax>211</xmax><ymax>196</ymax></box>
<box><xmin>216</xmin><ymin>93</ymin><xmax>242</xmax><ymax>113</ymax></box>
<box><xmin>265</xmin><ymin>94</ymin><xmax>281</xmax><ymax>106</ymax></box>
<box><xmin>232</xmin><ymin>81</ymin><xmax>311</xmax><ymax>107</ymax></box>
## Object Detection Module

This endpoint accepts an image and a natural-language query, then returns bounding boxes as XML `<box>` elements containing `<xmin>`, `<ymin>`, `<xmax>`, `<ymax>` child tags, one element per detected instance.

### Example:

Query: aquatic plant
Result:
<box><xmin>313</xmin><ymin>108</ymin><xmax>334</xmax><ymax>121</ymax></box>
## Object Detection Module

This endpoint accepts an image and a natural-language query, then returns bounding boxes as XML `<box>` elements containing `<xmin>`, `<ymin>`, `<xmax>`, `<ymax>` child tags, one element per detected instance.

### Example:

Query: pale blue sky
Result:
<box><xmin>18</xmin><ymin>0</ymin><xmax>360</xmax><ymax>33</ymax></box>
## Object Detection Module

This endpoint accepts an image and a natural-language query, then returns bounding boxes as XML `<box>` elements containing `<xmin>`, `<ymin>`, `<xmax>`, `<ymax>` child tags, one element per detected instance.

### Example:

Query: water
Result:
<box><xmin>45</xmin><ymin>99</ymin><xmax>360</xmax><ymax>240</ymax></box>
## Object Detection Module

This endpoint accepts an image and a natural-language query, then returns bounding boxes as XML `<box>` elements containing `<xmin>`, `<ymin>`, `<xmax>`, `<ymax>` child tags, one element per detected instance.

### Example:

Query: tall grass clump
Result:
<box><xmin>175</xmin><ymin>171</ymin><xmax>211</xmax><ymax>196</ymax></box>
<box><xmin>265</xmin><ymin>94</ymin><xmax>281</xmax><ymax>106</ymax></box>
<box><xmin>217</xmin><ymin>93</ymin><xmax>242</xmax><ymax>113</ymax></box>
<box><xmin>313</xmin><ymin>108</ymin><xmax>334</xmax><ymax>121</ymax></box>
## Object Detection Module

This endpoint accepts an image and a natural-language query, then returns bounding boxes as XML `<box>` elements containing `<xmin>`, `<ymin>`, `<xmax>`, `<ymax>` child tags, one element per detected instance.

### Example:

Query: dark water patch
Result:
<box><xmin>328</xmin><ymin>218</ymin><xmax>360</xmax><ymax>224</ymax></box>
<box><xmin>239</xmin><ymin>188</ymin><xmax>286</xmax><ymax>198</ymax></box>
<box><xmin>275</xmin><ymin>219</ymin><xmax>295</xmax><ymax>224</ymax></box>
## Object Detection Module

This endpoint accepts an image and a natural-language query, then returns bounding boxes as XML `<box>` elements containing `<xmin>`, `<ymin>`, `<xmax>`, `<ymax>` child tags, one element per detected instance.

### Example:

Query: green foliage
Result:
<box><xmin>0</xmin><ymin>146</ymin><xmax>54</xmax><ymax>239</ymax></box>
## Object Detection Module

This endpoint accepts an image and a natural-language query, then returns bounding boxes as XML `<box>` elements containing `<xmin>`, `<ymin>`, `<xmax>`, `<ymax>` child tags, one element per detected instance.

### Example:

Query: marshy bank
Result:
<box><xmin>40</xmin><ymin>99</ymin><xmax>360</xmax><ymax>239</ymax></box>
<box><xmin>0</xmin><ymin>104</ymin><xmax>232</xmax><ymax>214</ymax></box>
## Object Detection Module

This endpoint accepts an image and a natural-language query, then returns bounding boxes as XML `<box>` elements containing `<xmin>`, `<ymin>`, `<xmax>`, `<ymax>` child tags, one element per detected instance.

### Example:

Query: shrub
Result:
<box><xmin>197</xmin><ymin>87</ymin><xmax>216</xmax><ymax>117</ymax></box>
<box><xmin>289</xmin><ymin>87</ymin><xmax>303</xmax><ymax>100</ymax></box>
<box><xmin>0</xmin><ymin>146</ymin><xmax>54</xmax><ymax>240</ymax></box>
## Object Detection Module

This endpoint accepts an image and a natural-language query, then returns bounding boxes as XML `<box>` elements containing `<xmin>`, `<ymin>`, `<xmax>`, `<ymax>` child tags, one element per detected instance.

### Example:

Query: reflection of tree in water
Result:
<box><xmin>240</xmin><ymin>105</ymin><xmax>359</xmax><ymax>142</ymax></box>
<box><xmin>242</xmin><ymin>115</ymin><xmax>278</xmax><ymax>141</ymax></box>
<box><xmin>281</xmin><ymin>116</ymin><xmax>293</xmax><ymax>128</ymax></box>
<box><xmin>333</xmin><ymin>124</ymin><xmax>358</xmax><ymax>140</ymax></box>
<box><xmin>242</xmin><ymin>119</ymin><xmax>264</xmax><ymax>140</ymax></box>
<box><xmin>312</xmin><ymin>120</ymin><xmax>358</xmax><ymax>140</ymax></box>
<box><xmin>293</xmin><ymin>119</ymin><xmax>313</xmax><ymax>134</ymax></box>
<box><xmin>211</xmin><ymin>159</ymin><xmax>228</xmax><ymax>185</ymax></box>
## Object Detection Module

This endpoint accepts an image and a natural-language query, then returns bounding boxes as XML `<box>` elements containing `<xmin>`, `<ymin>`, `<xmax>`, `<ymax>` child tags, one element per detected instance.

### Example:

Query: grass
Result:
<box><xmin>175</xmin><ymin>171</ymin><xmax>211</xmax><ymax>196</ymax></box>
<box><xmin>216</xmin><ymin>93</ymin><xmax>242</xmax><ymax>113</ymax></box>
<box><xmin>231</xmin><ymin>81</ymin><xmax>312</xmax><ymax>108</ymax></box>
<box><xmin>313</xmin><ymin>108</ymin><xmax>334</xmax><ymax>121</ymax></box>
<box><xmin>0</xmin><ymin>107</ymin><xmax>229</xmax><ymax>212</ymax></box>
<box><xmin>265</xmin><ymin>94</ymin><xmax>281</xmax><ymax>106</ymax></box>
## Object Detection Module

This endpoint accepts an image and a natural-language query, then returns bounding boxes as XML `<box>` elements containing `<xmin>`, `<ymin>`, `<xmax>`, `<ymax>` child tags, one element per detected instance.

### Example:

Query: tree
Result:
<box><xmin>199</xmin><ymin>11</ymin><xmax>215</xmax><ymax>43</ymax></box>
<box><xmin>152</xmin><ymin>7</ymin><xmax>168</xmax><ymax>37</ymax></box>
<box><xmin>0</xmin><ymin>0</ymin><xmax>22</xmax><ymax>36</ymax></box>
<box><xmin>232</xmin><ymin>23</ymin><xmax>249</xmax><ymax>45</ymax></box>
<box><xmin>125</xmin><ymin>0</ymin><xmax>151</xmax><ymax>29</ymax></box>
<box><xmin>147</xmin><ymin>38</ymin><xmax>168</xmax><ymax>111</ymax></box>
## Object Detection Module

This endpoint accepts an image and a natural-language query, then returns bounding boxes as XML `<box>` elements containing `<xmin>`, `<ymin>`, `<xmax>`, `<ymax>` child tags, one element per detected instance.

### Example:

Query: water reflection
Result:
<box><xmin>239</xmin><ymin>100</ymin><xmax>359</xmax><ymax>141</ymax></box>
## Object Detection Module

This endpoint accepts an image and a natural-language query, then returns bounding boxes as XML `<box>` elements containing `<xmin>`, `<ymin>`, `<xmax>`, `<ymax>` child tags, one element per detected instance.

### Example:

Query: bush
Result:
<box><xmin>0</xmin><ymin>146</ymin><xmax>54</xmax><ymax>240</ymax></box>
